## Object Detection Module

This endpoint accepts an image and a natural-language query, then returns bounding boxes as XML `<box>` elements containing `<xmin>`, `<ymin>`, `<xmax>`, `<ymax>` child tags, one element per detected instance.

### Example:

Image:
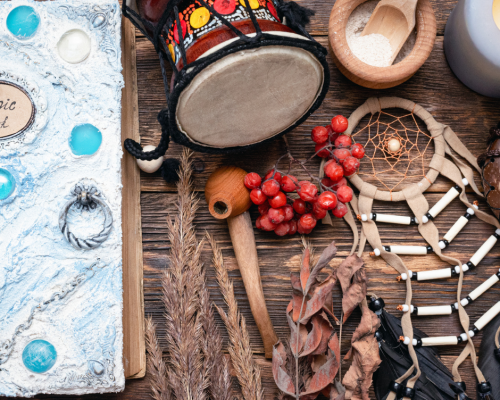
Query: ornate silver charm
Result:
<box><xmin>59</xmin><ymin>183</ymin><xmax>113</xmax><ymax>250</ymax></box>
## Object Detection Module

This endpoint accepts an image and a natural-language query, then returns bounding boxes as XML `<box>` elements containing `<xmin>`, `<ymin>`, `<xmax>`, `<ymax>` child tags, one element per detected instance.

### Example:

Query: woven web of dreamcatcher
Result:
<box><xmin>351</xmin><ymin>110</ymin><xmax>434</xmax><ymax>196</ymax></box>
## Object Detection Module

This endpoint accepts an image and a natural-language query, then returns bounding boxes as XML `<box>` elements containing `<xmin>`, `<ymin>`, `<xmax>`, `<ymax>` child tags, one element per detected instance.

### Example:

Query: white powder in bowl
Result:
<box><xmin>346</xmin><ymin>0</ymin><xmax>417</xmax><ymax>67</ymax></box>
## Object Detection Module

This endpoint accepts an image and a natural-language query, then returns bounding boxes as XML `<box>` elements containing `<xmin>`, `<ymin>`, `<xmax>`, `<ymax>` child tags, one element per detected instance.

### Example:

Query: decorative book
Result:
<box><xmin>0</xmin><ymin>0</ymin><xmax>125</xmax><ymax>396</ymax></box>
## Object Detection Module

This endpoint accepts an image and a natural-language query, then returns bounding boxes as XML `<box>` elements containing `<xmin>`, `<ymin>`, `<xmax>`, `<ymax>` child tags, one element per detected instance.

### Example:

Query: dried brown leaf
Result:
<box><xmin>301</xmin><ymin>315</ymin><xmax>323</xmax><ymax>356</ymax></box>
<box><xmin>300</xmin><ymin>248</ymin><xmax>311</xmax><ymax>292</ymax></box>
<box><xmin>304</xmin><ymin>241</ymin><xmax>337</xmax><ymax>294</ymax></box>
<box><xmin>312</xmin><ymin>313</ymin><xmax>334</xmax><ymax>355</ymax></box>
<box><xmin>291</xmin><ymin>273</ymin><xmax>305</xmax><ymax>322</ymax></box>
<box><xmin>272</xmin><ymin>342</ymin><xmax>295</xmax><ymax>396</ymax></box>
<box><xmin>299</xmin><ymin>276</ymin><xmax>336</xmax><ymax>324</ymax></box>
<box><xmin>302</xmin><ymin>350</ymin><xmax>339</xmax><ymax>395</ymax></box>
<box><xmin>328</xmin><ymin>333</ymin><xmax>341</xmax><ymax>363</ymax></box>
<box><xmin>336</xmin><ymin>255</ymin><xmax>364</xmax><ymax>293</ymax></box>
<box><xmin>342</xmin><ymin>269</ymin><xmax>367</xmax><ymax>322</ymax></box>
<box><xmin>288</xmin><ymin>312</ymin><xmax>308</xmax><ymax>356</ymax></box>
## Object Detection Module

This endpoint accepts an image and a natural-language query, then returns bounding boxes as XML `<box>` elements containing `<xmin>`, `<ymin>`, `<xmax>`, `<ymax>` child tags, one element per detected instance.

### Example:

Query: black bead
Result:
<box><xmin>415</xmin><ymin>338</ymin><xmax>422</xmax><ymax>348</ymax></box>
<box><xmin>454</xmin><ymin>185</ymin><xmax>461</xmax><ymax>192</ymax></box>
<box><xmin>477</xmin><ymin>381</ymin><xmax>492</xmax><ymax>394</ymax></box>
<box><xmin>466</xmin><ymin>296</ymin><xmax>473</xmax><ymax>304</ymax></box>
<box><xmin>384</xmin><ymin>246</ymin><xmax>391</xmax><ymax>252</ymax></box>
<box><xmin>412</xmin><ymin>272</ymin><xmax>418</xmax><ymax>279</ymax></box>
<box><xmin>413</xmin><ymin>306</ymin><xmax>418</xmax><ymax>314</ymax></box>
<box><xmin>451</xmin><ymin>303</ymin><xmax>457</xmax><ymax>311</ymax></box>
<box><xmin>494</xmin><ymin>348</ymin><xmax>500</xmax><ymax>362</ymax></box>
<box><xmin>369</xmin><ymin>298</ymin><xmax>385</xmax><ymax>312</ymax></box>
<box><xmin>402</xmin><ymin>387</ymin><xmax>415</xmax><ymax>398</ymax></box>
<box><xmin>473</xmin><ymin>326</ymin><xmax>479</xmax><ymax>335</ymax></box>
<box><xmin>388</xmin><ymin>381</ymin><xmax>403</xmax><ymax>396</ymax></box>
<box><xmin>494</xmin><ymin>231</ymin><xmax>500</xmax><ymax>240</ymax></box>
<box><xmin>372</xmin><ymin>213</ymin><xmax>377</xmax><ymax>221</ymax></box>
<box><xmin>425</xmin><ymin>212</ymin><xmax>433</xmax><ymax>221</ymax></box>
<box><xmin>410</xmin><ymin>217</ymin><xmax>417</xmax><ymax>225</ymax></box>
<box><xmin>426</xmin><ymin>245</ymin><xmax>433</xmax><ymax>253</ymax></box>
<box><xmin>465</xmin><ymin>212</ymin><xmax>473</xmax><ymax>220</ymax></box>
<box><xmin>456</xmin><ymin>381</ymin><xmax>466</xmax><ymax>391</ymax></box>
<box><xmin>451</xmin><ymin>267</ymin><xmax>458</xmax><ymax>276</ymax></box>
<box><xmin>440</xmin><ymin>239</ymin><xmax>449</xmax><ymax>248</ymax></box>
<box><xmin>375</xmin><ymin>330</ymin><xmax>383</xmax><ymax>342</ymax></box>
<box><xmin>467</xmin><ymin>261</ymin><xmax>476</xmax><ymax>270</ymax></box>
<box><xmin>457</xmin><ymin>335</ymin><xmax>463</xmax><ymax>344</ymax></box>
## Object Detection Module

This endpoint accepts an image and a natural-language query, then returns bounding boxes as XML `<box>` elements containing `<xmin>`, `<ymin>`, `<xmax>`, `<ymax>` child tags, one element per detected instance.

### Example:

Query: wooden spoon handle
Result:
<box><xmin>227</xmin><ymin>211</ymin><xmax>278</xmax><ymax>358</ymax></box>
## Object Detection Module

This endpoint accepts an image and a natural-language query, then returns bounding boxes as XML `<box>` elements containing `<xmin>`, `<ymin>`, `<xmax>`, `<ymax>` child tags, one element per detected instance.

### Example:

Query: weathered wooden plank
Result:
<box><xmin>135</xmin><ymin>36</ymin><xmax>500</xmax><ymax>193</ymax></box>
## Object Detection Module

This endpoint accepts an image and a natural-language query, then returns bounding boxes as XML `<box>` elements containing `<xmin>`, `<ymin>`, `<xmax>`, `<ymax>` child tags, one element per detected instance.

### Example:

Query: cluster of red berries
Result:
<box><xmin>243</xmin><ymin>115</ymin><xmax>365</xmax><ymax>236</ymax></box>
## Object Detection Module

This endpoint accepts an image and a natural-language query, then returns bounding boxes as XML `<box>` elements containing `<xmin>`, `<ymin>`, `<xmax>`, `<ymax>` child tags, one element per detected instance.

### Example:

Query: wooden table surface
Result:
<box><xmin>36</xmin><ymin>0</ymin><xmax>500</xmax><ymax>399</ymax></box>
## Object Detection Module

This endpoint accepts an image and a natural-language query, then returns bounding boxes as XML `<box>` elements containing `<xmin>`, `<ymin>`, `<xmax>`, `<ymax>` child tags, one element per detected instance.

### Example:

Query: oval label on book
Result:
<box><xmin>0</xmin><ymin>81</ymin><xmax>35</xmax><ymax>139</ymax></box>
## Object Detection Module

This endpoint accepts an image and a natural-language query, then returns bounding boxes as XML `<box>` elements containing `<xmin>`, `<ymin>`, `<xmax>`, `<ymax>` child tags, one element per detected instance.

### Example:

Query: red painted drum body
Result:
<box><xmin>124</xmin><ymin>0</ymin><xmax>330</xmax><ymax>154</ymax></box>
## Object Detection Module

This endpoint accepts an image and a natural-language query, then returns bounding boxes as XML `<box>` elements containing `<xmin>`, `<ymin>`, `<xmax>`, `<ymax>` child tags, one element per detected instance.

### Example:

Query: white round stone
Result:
<box><xmin>136</xmin><ymin>145</ymin><xmax>164</xmax><ymax>173</ymax></box>
<box><xmin>57</xmin><ymin>29</ymin><xmax>91</xmax><ymax>64</ymax></box>
<box><xmin>387</xmin><ymin>138</ymin><xmax>401</xmax><ymax>152</ymax></box>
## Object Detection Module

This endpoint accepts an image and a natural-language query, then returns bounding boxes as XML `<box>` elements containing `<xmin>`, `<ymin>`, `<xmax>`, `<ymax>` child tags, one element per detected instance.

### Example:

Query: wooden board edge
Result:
<box><xmin>121</xmin><ymin>15</ymin><xmax>146</xmax><ymax>380</ymax></box>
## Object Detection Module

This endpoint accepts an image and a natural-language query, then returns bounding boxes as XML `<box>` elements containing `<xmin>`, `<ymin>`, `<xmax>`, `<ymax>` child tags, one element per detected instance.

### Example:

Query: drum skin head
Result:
<box><xmin>176</xmin><ymin>43</ymin><xmax>324</xmax><ymax>148</ymax></box>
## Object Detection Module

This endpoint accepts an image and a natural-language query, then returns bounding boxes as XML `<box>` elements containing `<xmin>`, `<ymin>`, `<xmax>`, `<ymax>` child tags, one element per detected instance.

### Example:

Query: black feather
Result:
<box><xmin>373</xmin><ymin>309</ymin><xmax>463</xmax><ymax>400</ymax></box>
<box><xmin>478</xmin><ymin>312</ymin><xmax>500</xmax><ymax>399</ymax></box>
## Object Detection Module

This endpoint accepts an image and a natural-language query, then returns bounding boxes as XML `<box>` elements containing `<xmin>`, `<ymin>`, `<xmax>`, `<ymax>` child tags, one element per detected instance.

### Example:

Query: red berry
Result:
<box><xmin>260</xmin><ymin>214</ymin><xmax>278</xmax><ymax>231</ymax></box>
<box><xmin>331</xmin><ymin>115</ymin><xmax>348</xmax><ymax>133</ymax></box>
<box><xmin>261</xmin><ymin>179</ymin><xmax>280</xmax><ymax>197</ymax></box>
<box><xmin>274</xmin><ymin>221</ymin><xmax>290</xmax><ymax>236</ymax></box>
<box><xmin>256</xmin><ymin>215</ymin><xmax>263</xmax><ymax>229</ymax></box>
<box><xmin>324</xmin><ymin>160</ymin><xmax>344</xmax><ymax>182</ymax></box>
<box><xmin>258</xmin><ymin>202</ymin><xmax>270</xmax><ymax>215</ymax></box>
<box><xmin>321</xmin><ymin>177</ymin><xmax>334</xmax><ymax>188</ymax></box>
<box><xmin>312</xmin><ymin>201</ymin><xmax>327</xmax><ymax>219</ymax></box>
<box><xmin>283</xmin><ymin>204</ymin><xmax>294</xmax><ymax>221</ymax></box>
<box><xmin>299</xmin><ymin>213</ymin><xmax>317</xmax><ymax>230</ymax></box>
<box><xmin>332</xmin><ymin>201</ymin><xmax>348</xmax><ymax>218</ymax></box>
<box><xmin>268</xmin><ymin>191</ymin><xmax>287</xmax><ymax>208</ymax></box>
<box><xmin>265</xmin><ymin>169</ymin><xmax>282</xmax><ymax>183</ymax></box>
<box><xmin>250</xmin><ymin>188</ymin><xmax>267</xmax><ymax>205</ymax></box>
<box><xmin>331</xmin><ymin>177</ymin><xmax>347</xmax><ymax>191</ymax></box>
<box><xmin>293</xmin><ymin>199</ymin><xmax>307</xmax><ymax>214</ymax></box>
<box><xmin>315</xmin><ymin>142</ymin><xmax>331</xmax><ymax>158</ymax></box>
<box><xmin>288</xmin><ymin>219</ymin><xmax>298</xmax><ymax>235</ymax></box>
<box><xmin>337</xmin><ymin>185</ymin><xmax>353</xmax><ymax>203</ymax></box>
<box><xmin>297</xmin><ymin>222</ymin><xmax>312</xmax><ymax>235</ymax></box>
<box><xmin>298</xmin><ymin>182</ymin><xmax>318</xmax><ymax>202</ymax></box>
<box><xmin>326</xmin><ymin>124</ymin><xmax>340</xmax><ymax>143</ymax></box>
<box><xmin>318</xmin><ymin>191</ymin><xmax>338</xmax><ymax>210</ymax></box>
<box><xmin>244</xmin><ymin>172</ymin><xmax>262</xmax><ymax>189</ymax></box>
<box><xmin>281</xmin><ymin>175</ymin><xmax>298</xmax><ymax>192</ymax></box>
<box><xmin>343</xmin><ymin>156</ymin><xmax>360</xmax><ymax>176</ymax></box>
<box><xmin>334</xmin><ymin>135</ymin><xmax>352</xmax><ymax>148</ymax></box>
<box><xmin>268</xmin><ymin>207</ymin><xmax>285</xmax><ymax>224</ymax></box>
<box><xmin>311</xmin><ymin>126</ymin><xmax>329</xmax><ymax>144</ymax></box>
<box><xmin>332</xmin><ymin>148</ymin><xmax>351</xmax><ymax>165</ymax></box>
<box><xmin>351</xmin><ymin>143</ymin><xmax>365</xmax><ymax>159</ymax></box>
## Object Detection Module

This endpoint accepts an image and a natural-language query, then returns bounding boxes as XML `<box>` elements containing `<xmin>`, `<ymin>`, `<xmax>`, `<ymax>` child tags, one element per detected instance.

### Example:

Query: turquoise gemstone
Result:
<box><xmin>22</xmin><ymin>340</ymin><xmax>57</xmax><ymax>373</ymax></box>
<box><xmin>69</xmin><ymin>124</ymin><xmax>103</xmax><ymax>156</ymax></box>
<box><xmin>7</xmin><ymin>6</ymin><xmax>40</xmax><ymax>40</ymax></box>
<box><xmin>0</xmin><ymin>168</ymin><xmax>15</xmax><ymax>200</ymax></box>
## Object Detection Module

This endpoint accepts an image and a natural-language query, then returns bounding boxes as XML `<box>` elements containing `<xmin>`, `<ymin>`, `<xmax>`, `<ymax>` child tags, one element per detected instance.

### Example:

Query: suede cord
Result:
<box><xmin>337</xmin><ymin>97</ymin><xmax>499</xmax><ymax>393</ymax></box>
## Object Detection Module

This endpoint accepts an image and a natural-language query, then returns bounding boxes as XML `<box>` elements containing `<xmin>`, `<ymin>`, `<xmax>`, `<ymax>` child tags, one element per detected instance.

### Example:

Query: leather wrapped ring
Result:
<box><xmin>59</xmin><ymin>183</ymin><xmax>113</xmax><ymax>250</ymax></box>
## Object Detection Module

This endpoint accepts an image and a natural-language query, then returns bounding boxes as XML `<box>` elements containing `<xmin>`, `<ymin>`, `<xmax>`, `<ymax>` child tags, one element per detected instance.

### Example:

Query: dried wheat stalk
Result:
<box><xmin>206</xmin><ymin>233</ymin><xmax>264</xmax><ymax>400</ymax></box>
<box><xmin>145</xmin><ymin>317</ymin><xmax>171</xmax><ymax>400</ymax></box>
<box><xmin>145</xmin><ymin>149</ymin><xmax>232</xmax><ymax>400</ymax></box>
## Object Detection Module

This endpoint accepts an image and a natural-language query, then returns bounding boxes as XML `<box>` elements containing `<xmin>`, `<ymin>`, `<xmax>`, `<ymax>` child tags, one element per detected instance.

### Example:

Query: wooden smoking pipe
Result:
<box><xmin>205</xmin><ymin>166</ymin><xmax>278</xmax><ymax>358</ymax></box>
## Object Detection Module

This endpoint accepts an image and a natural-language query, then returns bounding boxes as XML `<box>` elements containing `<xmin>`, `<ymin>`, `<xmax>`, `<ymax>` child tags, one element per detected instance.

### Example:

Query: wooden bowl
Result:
<box><xmin>328</xmin><ymin>0</ymin><xmax>436</xmax><ymax>89</ymax></box>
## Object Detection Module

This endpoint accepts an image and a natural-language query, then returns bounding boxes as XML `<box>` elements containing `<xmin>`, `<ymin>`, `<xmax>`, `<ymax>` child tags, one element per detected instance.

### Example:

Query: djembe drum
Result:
<box><xmin>123</xmin><ymin>0</ymin><xmax>330</xmax><ymax>174</ymax></box>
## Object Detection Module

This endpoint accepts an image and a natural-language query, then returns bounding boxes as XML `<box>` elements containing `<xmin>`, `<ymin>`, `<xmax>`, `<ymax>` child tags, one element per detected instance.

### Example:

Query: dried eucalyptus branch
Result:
<box><xmin>206</xmin><ymin>232</ymin><xmax>264</xmax><ymax>400</ymax></box>
<box><xmin>145</xmin><ymin>149</ymin><xmax>231</xmax><ymax>400</ymax></box>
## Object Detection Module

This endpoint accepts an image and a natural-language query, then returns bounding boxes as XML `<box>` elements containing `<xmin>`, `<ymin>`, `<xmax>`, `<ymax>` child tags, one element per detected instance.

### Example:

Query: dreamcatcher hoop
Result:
<box><xmin>346</xmin><ymin>97</ymin><xmax>446</xmax><ymax>202</ymax></box>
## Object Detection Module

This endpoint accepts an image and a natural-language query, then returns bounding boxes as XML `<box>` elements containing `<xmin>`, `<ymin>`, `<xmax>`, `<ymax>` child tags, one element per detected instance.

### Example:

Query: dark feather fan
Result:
<box><xmin>477</xmin><ymin>312</ymin><xmax>500</xmax><ymax>400</ymax></box>
<box><xmin>370</xmin><ymin>299</ymin><xmax>467</xmax><ymax>400</ymax></box>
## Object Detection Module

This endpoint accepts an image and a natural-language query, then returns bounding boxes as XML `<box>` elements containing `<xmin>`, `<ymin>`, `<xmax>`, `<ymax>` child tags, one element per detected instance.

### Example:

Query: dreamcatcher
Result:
<box><xmin>333</xmin><ymin>97</ymin><xmax>500</xmax><ymax>399</ymax></box>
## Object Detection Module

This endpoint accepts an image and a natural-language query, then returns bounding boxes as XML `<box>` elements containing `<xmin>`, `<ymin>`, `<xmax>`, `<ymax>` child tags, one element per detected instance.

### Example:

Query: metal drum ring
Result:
<box><xmin>59</xmin><ymin>183</ymin><xmax>113</xmax><ymax>250</ymax></box>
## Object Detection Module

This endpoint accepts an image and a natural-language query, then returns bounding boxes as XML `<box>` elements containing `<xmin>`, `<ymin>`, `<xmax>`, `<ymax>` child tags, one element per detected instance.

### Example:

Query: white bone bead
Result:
<box><xmin>468</xmin><ymin>274</ymin><xmax>500</xmax><ymax>301</ymax></box>
<box><xmin>461</xmin><ymin>298</ymin><xmax>469</xmax><ymax>307</ymax></box>
<box><xmin>427</xmin><ymin>186</ymin><xmax>460</xmax><ymax>219</ymax></box>
<box><xmin>474</xmin><ymin>301</ymin><xmax>500</xmax><ymax>331</ymax></box>
<box><xmin>361</xmin><ymin>214</ymin><xmax>368</xmax><ymax>221</ymax></box>
<box><xmin>136</xmin><ymin>145</ymin><xmax>164</xmax><ymax>173</ymax></box>
<box><xmin>468</xmin><ymin>330</ymin><xmax>475</xmax><ymax>337</ymax></box>
<box><xmin>400</xmin><ymin>272</ymin><xmax>408</xmax><ymax>281</ymax></box>
<box><xmin>422</xmin><ymin>215</ymin><xmax>429</xmax><ymax>223</ymax></box>
<box><xmin>403</xmin><ymin>337</ymin><xmax>411</xmax><ymax>345</ymax></box>
<box><xmin>460</xmin><ymin>333</ymin><xmax>468</xmax><ymax>342</ymax></box>
<box><xmin>422</xmin><ymin>336</ymin><xmax>458</xmax><ymax>346</ymax></box>
<box><xmin>470</xmin><ymin>232</ymin><xmax>499</xmax><ymax>267</ymax></box>
<box><xmin>373</xmin><ymin>213</ymin><xmax>414</xmax><ymax>225</ymax></box>
<box><xmin>416</xmin><ymin>268</ymin><xmax>452</xmax><ymax>281</ymax></box>
<box><xmin>373</xmin><ymin>248</ymin><xmax>381</xmax><ymax>256</ymax></box>
<box><xmin>461</xmin><ymin>264</ymin><xmax>469</xmax><ymax>272</ymax></box>
<box><xmin>417</xmin><ymin>305</ymin><xmax>453</xmax><ymax>316</ymax></box>
<box><xmin>388</xmin><ymin>245</ymin><xmax>428</xmax><ymax>255</ymax></box>
<box><xmin>462</xmin><ymin>178</ymin><xmax>469</xmax><ymax>186</ymax></box>
<box><xmin>438</xmin><ymin>241</ymin><xmax>447</xmax><ymax>250</ymax></box>
<box><xmin>443</xmin><ymin>216</ymin><xmax>469</xmax><ymax>243</ymax></box>
<box><xmin>400</xmin><ymin>304</ymin><xmax>414</xmax><ymax>313</ymax></box>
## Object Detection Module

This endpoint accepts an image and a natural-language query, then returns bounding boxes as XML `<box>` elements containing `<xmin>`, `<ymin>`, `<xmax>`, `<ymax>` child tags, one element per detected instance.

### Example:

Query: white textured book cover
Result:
<box><xmin>0</xmin><ymin>0</ymin><xmax>125</xmax><ymax>396</ymax></box>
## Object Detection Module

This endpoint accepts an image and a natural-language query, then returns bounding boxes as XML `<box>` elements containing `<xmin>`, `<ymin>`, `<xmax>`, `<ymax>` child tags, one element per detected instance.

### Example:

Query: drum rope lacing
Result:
<box><xmin>122</xmin><ymin>0</ymin><xmax>329</xmax><ymax>167</ymax></box>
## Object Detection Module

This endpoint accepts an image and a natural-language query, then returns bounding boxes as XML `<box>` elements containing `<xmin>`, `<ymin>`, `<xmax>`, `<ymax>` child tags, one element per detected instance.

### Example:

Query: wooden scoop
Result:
<box><xmin>361</xmin><ymin>0</ymin><xmax>418</xmax><ymax>64</ymax></box>
<box><xmin>205</xmin><ymin>166</ymin><xmax>278</xmax><ymax>358</ymax></box>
